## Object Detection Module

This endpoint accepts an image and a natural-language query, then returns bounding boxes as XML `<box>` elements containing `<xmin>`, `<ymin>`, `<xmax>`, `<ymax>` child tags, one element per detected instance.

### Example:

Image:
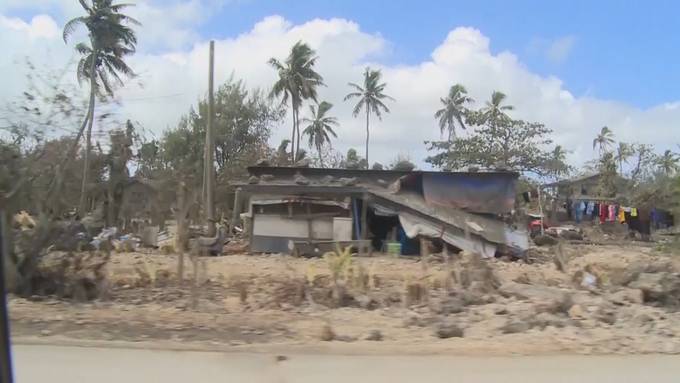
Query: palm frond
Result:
<box><xmin>351</xmin><ymin>99</ymin><xmax>365</xmax><ymax>117</ymax></box>
<box><xmin>75</xmin><ymin>42</ymin><xmax>92</xmax><ymax>55</ymax></box>
<box><xmin>78</xmin><ymin>0</ymin><xmax>92</xmax><ymax>13</ymax></box>
<box><xmin>343</xmin><ymin>92</ymin><xmax>362</xmax><ymax>101</ymax></box>
<box><xmin>347</xmin><ymin>82</ymin><xmax>364</xmax><ymax>92</ymax></box>
<box><xmin>63</xmin><ymin>17</ymin><xmax>87</xmax><ymax>43</ymax></box>
<box><xmin>104</xmin><ymin>54</ymin><xmax>134</xmax><ymax>77</ymax></box>
<box><xmin>267</xmin><ymin>58</ymin><xmax>284</xmax><ymax>71</ymax></box>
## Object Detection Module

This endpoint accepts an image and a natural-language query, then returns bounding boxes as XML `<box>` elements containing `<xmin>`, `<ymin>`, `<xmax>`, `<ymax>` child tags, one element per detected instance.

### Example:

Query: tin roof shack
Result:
<box><xmin>232</xmin><ymin>167</ymin><xmax>529</xmax><ymax>257</ymax></box>
<box><xmin>544</xmin><ymin>173</ymin><xmax>629</xmax><ymax>200</ymax></box>
<box><xmin>543</xmin><ymin>173</ymin><xmax>628</xmax><ymax>221</ymax></box>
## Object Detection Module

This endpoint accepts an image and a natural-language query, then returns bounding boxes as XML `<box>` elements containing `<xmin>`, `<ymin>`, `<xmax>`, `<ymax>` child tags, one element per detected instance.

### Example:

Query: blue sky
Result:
<box><xmin>196</xmin><ymin>0</ymin><xmax>679</xmax><ymax>108</ymax></box>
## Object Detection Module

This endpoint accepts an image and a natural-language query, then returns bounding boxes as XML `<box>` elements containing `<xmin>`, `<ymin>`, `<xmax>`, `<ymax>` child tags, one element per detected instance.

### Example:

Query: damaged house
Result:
<box><xmin>232</xmin><ymin>166</ymin><xmax>529</xmax><ymax>258</ymax></box>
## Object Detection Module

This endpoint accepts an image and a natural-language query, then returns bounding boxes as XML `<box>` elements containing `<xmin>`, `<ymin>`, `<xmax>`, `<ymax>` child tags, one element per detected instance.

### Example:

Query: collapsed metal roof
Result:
<box><xmin>234</xmin><ymin>166</ymin><xmax>528</xmax><ymax>256</ymax></box>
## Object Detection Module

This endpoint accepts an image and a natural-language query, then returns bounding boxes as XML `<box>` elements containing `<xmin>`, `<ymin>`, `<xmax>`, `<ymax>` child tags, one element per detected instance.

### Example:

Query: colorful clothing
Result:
<box><xmin>618</xmin><ymin>209</ymin><xmax>626</xmax><ymax>223</ymax></box>
<box><xmin>608</xmin><ymin>205</ymin><xmax>616</xmax><ymax>221</ymax></box>
<box><xmin>599</xmin><ymin>203</ymin><xmax>608</xmax><ymax>224</ymax></box>
<box><xmin>586</xmin><ymin>201</ymin><xmax>595</xmax><ymax>216</ymax></box>
<box><xmin>631</xmin><ymin>207</ymin><xmax>638</xmax><ymax>217</ymax></box>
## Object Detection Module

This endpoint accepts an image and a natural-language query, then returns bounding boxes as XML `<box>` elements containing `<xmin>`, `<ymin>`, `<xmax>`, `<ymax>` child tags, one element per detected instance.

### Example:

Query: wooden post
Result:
<box><xmin>204</xmin><ymin>40</ymin><xmax>216</xmax><ymax>237</ymax></box>
<box><xmin>191</xmin><ymin>250</ymin><xmax>199</xmax><ymax>310</ymax></box>
<box><xmin>537</xmin><ymin>187</ymin><xmax>545</xmax><ymax>235</ymax></box>
<box><xmin>229</xmin><ymin>187</ymin><xmax>242</xmax><ymax>235</ymax></box>
<box><xmin>360</xmin><ymin>194</ymin><xmax>368</xmax><ymax>240</ymax></box>
<box><xmin>360</xmin><ymin>194</ymin><xmax>369</xmax><ymax>257</ymax></box>
<box><xmin>306</xmin><ymin>203</ymin><xmax>313</xmax><ymax>240</ymax></box>
<box><xmin>177</xmin><ymin>252</ymin><xmax>185</xmax><ymax>285</ymax></box>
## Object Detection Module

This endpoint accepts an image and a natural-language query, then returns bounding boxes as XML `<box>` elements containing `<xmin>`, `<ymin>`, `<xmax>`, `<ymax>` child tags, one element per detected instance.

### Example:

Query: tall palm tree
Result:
<box><xmin>63</xmin><ymin>0</ymin><xmax>139</xmax><ymax>213</ymax></box>
<box><xmin>268</xmin><ymin>41</ymin><xmax>324</xmax><ymax>163</ymax></box>
<box><xmin>344</xmin><ymin>67</ymin><xmax>394</xmax><ymax>168</ymax></box>
<box><xmin>434</xmin><ymin>84</ymin><xmax>473</xmax><ymax>141</ymax></box>
<box><xmin>592</xmin><ymin>126</ymin><xmax>615</xmax><ymax>154</ymax></box>
<box><xmin>657</xmin><ymin>150</ymin><xmax>679</xmax><ymax>175</ymax></box>
<box><xmin>615</xmin><ymin>142</ymin><xmax>634</xmax><ymax>175</ymax></box>
<box><xmin>550</xmin><ymin>145</ymin><xmax>570</xmax><ymax>176</ymax></box>
<box><xmin>480</xmin><ymin>91</ymin><xmax>514</xmax><ymax>125</ymax></box>
<box><xmin>302</xmin><ymin>101</ymin><xmax>339</xmax><ymax>168</ymax></box>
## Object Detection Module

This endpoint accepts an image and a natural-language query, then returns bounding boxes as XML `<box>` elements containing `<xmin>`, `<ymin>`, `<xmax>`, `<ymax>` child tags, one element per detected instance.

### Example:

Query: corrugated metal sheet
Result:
<box><xmin>421</xmin><ymin>173</ymin><xmax>516</xmax><ymax>214</ymax></box>
<box><xmin>398</xmin><ymin>212</ymin><xmax>497</xmax><ymax>258</ymax></box>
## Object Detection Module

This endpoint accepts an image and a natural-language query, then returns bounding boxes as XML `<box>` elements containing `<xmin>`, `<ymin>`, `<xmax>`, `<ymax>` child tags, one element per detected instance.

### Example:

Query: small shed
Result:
<box><xmin>232</xmin><ymin>167</ymin><xmax>529</xmax><ymax>258</ymax></box>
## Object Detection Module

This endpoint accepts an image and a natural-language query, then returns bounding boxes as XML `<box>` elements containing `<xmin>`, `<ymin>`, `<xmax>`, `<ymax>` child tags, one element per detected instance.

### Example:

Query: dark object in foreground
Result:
<box><xmin>0</xmin><ymin>211</ymin><xmax>15</xmax><ymax>382</ymax></box>
<box><xmin>434</xmin><ymin>321</ymin><xmax>464</xmax><ymax>338</ymax></box>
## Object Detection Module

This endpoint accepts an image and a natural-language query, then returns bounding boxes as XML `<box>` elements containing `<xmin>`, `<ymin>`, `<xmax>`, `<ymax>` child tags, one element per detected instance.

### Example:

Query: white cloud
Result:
<box><xmin>545</xmin><ymin>35</ymin><xmax>576</xmax><ymax>63</ymax></box>
<box><xmin>1</xmin><ymin>8</ymin><xmax>679</xmax><ymax>169</ymax></box>
<box><xmin>127</xmin><ymin>0</ymin><xmax>229</xmax><ymax>51</ymax></box>
<box><xmin>0</xmin><ymin>14</ymin><xmax>59</xmax><ymax>39</ymax></box>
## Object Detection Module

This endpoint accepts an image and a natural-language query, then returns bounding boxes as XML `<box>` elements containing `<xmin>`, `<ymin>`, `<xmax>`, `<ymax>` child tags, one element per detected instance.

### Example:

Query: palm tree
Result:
<box><xmin>546</xmin><ymin>145</ymin><xmax>570</xmax><ymax>179</ymax></box>
<box><xmin>615</xmin><ymin>142</ymin><xmax>634</xmax><ymax>175</ymax></box>
<box><xmin>480</xmin><ymin>91</ymin><xmax>514</xmax><ymax>125</ymax></box>
<box><xmin>63</xmin><ymin>0</ymin><xmax>139</xmax><ymax>213</ymax></box>
<box><xmin>657</xmin><ymin>150</ymin><xmax>679</xmax><ymax>175</ymax></box>
<box><xmin>592</xmin><ymin>126</ymin><xmax>615</xmax><ymax>154</ymax></box>
<box><xmin>434</xmin><ymin>84</ymin><xmax>473</xmax><ymax>141</ymax></box>
<box><xmin>344</xmin><ymin>67</ymin><xmax>394</xmax><ymax>168</ymax></box>
<box><xmin>302</xmin><ymin>101</ymin><xmax>339</xmax><ymax>168</ymax></box>
<box><xmin>268</xmin><ymin>41</ymin><xmax>324</xmax><ymax>163</ymax></box>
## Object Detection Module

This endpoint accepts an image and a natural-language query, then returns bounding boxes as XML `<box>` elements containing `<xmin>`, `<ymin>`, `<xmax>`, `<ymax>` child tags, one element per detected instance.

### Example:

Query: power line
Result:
<box><xmin>120</xmin><ymin>93</ymin><xmax>187</xmax><ymax>102</ymax></box>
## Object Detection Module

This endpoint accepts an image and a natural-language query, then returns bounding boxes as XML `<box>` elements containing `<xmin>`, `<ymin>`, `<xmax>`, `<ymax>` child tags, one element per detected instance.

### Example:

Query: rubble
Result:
<box><xmin>294</xmin><ymin>173</ymin><xmax>310</xmax><ymax>185</ymax></box>
<box><xmin>364</xmin><ymin>330</ymin><xmax>383</xmax><ymax>341</ymax></box>
<box><xmin>339</xmin><ymin>177</ymin><xmax>358</xmax><ymax>186</ymax></box>
<box><xmin>434</xmin><ymin>321</ymin><xmax>464</xmax><ymax>338</ymax></box>
<box><xmin>500</xmin><ymin>321</ymin><xmax>530</xmax><ymax>334</ymax></box>
<box><xmin>8</xmin><ymin>239</ymin><xmax>680</xmax><ymax>355</ymax></box>
<box><xmin>629</xmin><ymin>272</ymin><xmax>680</xmax><ymax>307</ymax></box>
<box><xmin>533</xmin><ymin>234</ymin><xmax>559</xmax><ymax>246</ymax></box>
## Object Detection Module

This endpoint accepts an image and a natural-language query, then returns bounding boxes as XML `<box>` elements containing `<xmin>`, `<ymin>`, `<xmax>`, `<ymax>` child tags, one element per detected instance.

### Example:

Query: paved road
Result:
<box><xmin>11</xmin><ymin>344</ymin><xmax>680</xmax><ymax>383</ymax></box>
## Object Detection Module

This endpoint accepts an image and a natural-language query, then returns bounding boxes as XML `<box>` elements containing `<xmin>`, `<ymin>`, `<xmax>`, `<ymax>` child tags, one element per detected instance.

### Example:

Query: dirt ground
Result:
<box><xmin>9</xmin><ymin>240</ymin><xmax>680</xmax><ymax>355</ymax></box>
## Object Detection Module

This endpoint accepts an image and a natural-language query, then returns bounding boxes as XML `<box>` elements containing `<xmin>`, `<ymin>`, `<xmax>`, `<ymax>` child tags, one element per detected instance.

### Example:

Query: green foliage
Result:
<box><xmin>64</xmin><ymin>0</ymin><xmax>140</xmax><ymax>96</ymax></box>
<box><xmin>592</xmin><ymin>126</ymin><xmax>615</xmax><ymax>154</ymax></box>
<box><xmin>597</xmin><ymin>152</ymin><xmax>618</xmax><ymax>198</ymax></box>
<box><xmin>630</xmin><ymin>143</ymin><xmax>658</xmax><ymax>183</ymax></box>
<box><xmin>656</xmin><ymin>150</ymin><xmax>679</xmax><ymax>175</ymax></box>
<box><xmin>269</xmin><ymin>41</ymin><xmax>325</xmax><ymax>162</ymax></box>
<box><xmin>434</xmin><ymin>84</ymin><xmax>472</xmax><ymax>141</ymax></box>
<box><xmin>390</xmin><ymin>154</ymin><xmax>416</xmax><ymax>171</ymax></box>
<box><xmin>343</xmin><ymin>148</ymin><xmax>368</xmax><ymax>170</ymax></box>
<box><xmin>426</xmin><ymin>90</ymin><xmax>564</xmax><ymax>176</ymax></box>
<box><xmin>324</xmin><ymin>245</ymin><xmax>353</xmax><ymax>283</ymax></box>
<box><xmin>344</xmin><ymin>67</ymin><xmax>394</xmax><ymax>168</ymax></box>
<box><xmin>155</xmin><ymin>77</ymin><xmax>283</xmax><ymax>184</ymax></box>
<box><xmin>426</xmin><ymin>93</ymin><xmax>557</xmax><ymax>176</ymax></box>
<box><xmin>301</xmin><ymin>101</ymin><xmax>339</xmax><ymax>167</ymax></box>
<box><xmin>545</xmin><ymin>145</ymin><xmax>572</xmax><ymax>180</ymax></box>
<box><xmin>615</xmin><ymin>142</ymin><xmax>634</xmax><ymax>175</ymax></box>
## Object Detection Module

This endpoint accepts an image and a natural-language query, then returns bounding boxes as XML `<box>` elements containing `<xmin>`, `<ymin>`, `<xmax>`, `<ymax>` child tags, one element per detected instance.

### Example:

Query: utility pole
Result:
<box><xmin>204</xmin><ymin>40</ymin><xmax>216</xmax><ymax>237</ymax></box>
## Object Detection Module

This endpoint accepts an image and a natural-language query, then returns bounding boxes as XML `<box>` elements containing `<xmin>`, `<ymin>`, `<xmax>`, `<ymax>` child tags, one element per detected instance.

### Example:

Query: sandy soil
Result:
<box><xmin>9</xmin><ymin>242</ymin><xmax>680</xmax><ymax>355</ymax></box>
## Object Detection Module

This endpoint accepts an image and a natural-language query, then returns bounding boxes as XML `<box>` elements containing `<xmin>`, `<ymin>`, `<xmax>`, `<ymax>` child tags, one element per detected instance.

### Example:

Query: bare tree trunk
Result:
<box><xmin>317</xmin><ymin>142</ymin><xmax>323</xmax><ymax>168</ymax></box>
<box><xmin>365</xmin><ymin>107</ymin><xmax>370</xmax><ymax>169</ymax></box>
<box><xmin>295</xmin><ymin>108</ymin><xmax>301</xmax><ymax>163</ymax></box>
<box><xmin>78</xmin><ymin>51</ymin><xmax>97</xmax><ymax>215</ymax></box>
